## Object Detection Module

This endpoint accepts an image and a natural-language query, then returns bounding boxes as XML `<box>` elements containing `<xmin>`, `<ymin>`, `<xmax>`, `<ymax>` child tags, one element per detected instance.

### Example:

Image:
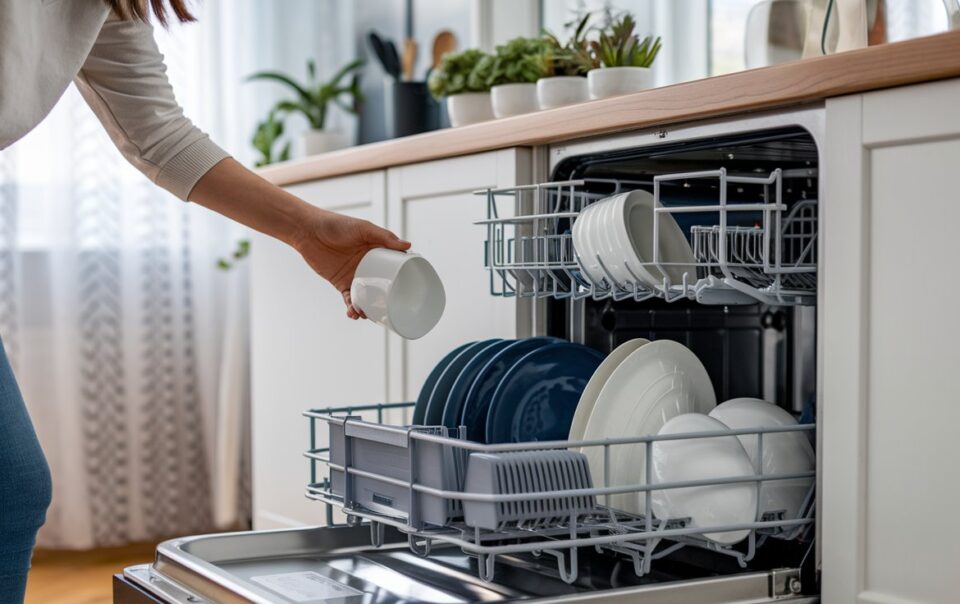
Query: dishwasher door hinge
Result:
<box><xmin>770</xmin><ymin>568</ymin><xmax>803</xmax><ymax>598</ymax></box>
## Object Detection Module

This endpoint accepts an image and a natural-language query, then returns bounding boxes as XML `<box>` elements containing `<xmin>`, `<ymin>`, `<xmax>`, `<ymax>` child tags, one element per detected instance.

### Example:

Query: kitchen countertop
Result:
<box><xmin>260</xmin><ymin>30</ymin><xmax>960</xmax><ymax>187</ymax></box>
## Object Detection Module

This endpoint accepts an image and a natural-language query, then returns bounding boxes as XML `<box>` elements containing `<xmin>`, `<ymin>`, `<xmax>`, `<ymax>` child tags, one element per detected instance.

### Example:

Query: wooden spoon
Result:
<box><xmin>402</xmin><ymin>38</ymin><xmax>418</xmax><ymax>81</ymax></box>
<box><xmin>431</xmin><ymin>30</ymin><xmax>457</xmax><ymax>69</ymax></box>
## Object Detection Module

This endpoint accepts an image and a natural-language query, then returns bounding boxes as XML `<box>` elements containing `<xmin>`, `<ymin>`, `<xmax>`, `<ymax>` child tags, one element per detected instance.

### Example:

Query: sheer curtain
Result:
<box><xmin>0</xmin><ymin>2</ymin><xmax>254</xmax><ymax>549</ymax></box>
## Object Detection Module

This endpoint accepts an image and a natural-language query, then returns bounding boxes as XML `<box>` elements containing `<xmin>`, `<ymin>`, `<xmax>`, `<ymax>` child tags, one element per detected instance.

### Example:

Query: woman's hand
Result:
<box><xmin>188</xmin><ymin>158</ymin><xmax>410</xmax><ymax>320</ymax></box>
<box><xmin>293</xmin><ymin>209</ymin><xmax>411</xmax><ymax>319</ymax></box>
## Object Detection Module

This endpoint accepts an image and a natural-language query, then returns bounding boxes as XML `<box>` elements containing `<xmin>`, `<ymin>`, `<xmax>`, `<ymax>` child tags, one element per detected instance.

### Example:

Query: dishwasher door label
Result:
<box><xmin>250</xmin><ymin>571</ymin><xmax>363</xmax><ymax>602</ymax></box>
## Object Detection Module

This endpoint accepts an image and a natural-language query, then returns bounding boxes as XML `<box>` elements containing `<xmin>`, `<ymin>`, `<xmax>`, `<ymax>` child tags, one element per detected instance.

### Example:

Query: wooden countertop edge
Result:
<box><xmin>259</xmin><ymin>31</ymin><xmax>960</xmax><ymax>186</ymax></box>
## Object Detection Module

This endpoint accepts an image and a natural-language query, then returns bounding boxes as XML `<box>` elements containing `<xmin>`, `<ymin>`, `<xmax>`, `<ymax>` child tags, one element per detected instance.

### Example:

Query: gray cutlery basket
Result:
<box><xmin>463</xmin><ymin>450</ymin><xmax>597</xmax><ymax>531</ymax></box>
<box><xmin>329</xmin><ymin>417</ymin><xmax>464</xmax><ymax>526</ymax></box>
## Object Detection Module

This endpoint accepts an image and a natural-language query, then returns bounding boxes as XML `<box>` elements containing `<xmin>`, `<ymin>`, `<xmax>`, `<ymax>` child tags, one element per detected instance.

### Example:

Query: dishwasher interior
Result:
<box><xmin>122</xmin><ymin>117</ymin><xmax>822</xmax><ymax>604</ymax></box>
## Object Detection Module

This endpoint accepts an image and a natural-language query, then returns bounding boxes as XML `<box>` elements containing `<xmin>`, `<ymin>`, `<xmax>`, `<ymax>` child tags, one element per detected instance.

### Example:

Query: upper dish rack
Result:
<box><xmin>303</xmin><ymin>402</ymin><xmax>816</xmax><ymax>585</ymax></box>
<box><xmin>475</xmin><ymin>169</ymin><xmax>818</xmax><ymax>306</ymax></box>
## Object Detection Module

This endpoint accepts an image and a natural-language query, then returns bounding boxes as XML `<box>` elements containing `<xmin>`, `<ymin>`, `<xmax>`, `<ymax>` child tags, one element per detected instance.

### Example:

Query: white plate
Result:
<box><xmin>572</xmin><ymin>201</ymin><xmax>605</xmax><ymax>287</ymax></box>
<box><xmin>708</xmin><ymin>398</ymin><xmax>815</xmax><ymax>525</ymax></box>
<box><xmin>580</xmin><ymin>340</ymin><xmax>716</xmax><ymax>514</ymax></box>
<box><xmin>610</xmin><ymin>190</ymin><xmax>697</xmax><ymax>288</ymax></box>
<box><xmin>568</xmin><ymin>338</ymin><xmax>651</xmax><ymax>443</ymax></box>
<box><xmin>650</xmin><ymin>413</ymin><xmax>757</xmax><ymax>544</ymax></box>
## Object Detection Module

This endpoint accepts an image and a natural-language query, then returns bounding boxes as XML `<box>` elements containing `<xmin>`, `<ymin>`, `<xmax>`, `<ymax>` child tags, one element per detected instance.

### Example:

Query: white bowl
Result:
<box><xmin>708</xmin><ymin>398</ymin><xmax>815</xmax><ymax>525</ymax></box>
<box><xmin>490</xmin><ymin>83</ymin><xmax>539</xmax><ymax>118</ymax></box>
<box><xmin>536</xmin><ymin>76</ymin><xmax>589</xmax><ymax>110</ymax></box>
<box><xmin>587</xmin><ymin>66</ymin><xmax>653</xmax><ymax>99</ymax></box>
<box><xmin>651</xmin><ymin>413</ymin><xmax>757</xmax><ymax>544</ymax></box>
<box><xmin>446</xmin><ymin>92</ymin><xmax>494</xmax><ymax>127</ymax></box>
<box><xmin>349</xmin><ymin>248</ymin><xmax>446</xmax><ymax>340</ymax></box>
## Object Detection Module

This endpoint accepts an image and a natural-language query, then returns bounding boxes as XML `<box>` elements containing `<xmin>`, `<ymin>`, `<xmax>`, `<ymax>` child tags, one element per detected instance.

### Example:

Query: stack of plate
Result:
<box><xmin>648</xmin><ymin>399</ymin><xmax>815</xmax><ymax>545</ymax></box>
<box><xmin>413</xmin><ymin>338</ymin><xmax>604</xmax><ymax>444</ymax></box>
<box><xmin>570</xmin><ymin>339</ymin><xmax>717</xmax><ymax>514</ymax></box>
<box><xmin>572</xmin><ymin>190</ymin><xmax>697</xmax><ymax>290</ymax></box>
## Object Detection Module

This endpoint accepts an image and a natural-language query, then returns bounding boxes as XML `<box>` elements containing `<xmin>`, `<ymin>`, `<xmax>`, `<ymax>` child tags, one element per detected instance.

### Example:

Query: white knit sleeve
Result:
<box><xmin>74</xmin><ymin>14</ymin><xmax>229</xmax><ymax>200</ymax></box>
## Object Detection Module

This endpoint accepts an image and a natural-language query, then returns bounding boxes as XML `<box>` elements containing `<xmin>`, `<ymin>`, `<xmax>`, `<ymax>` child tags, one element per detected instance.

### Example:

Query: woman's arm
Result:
<box><xmin>75</xmin><ymin>13</ymin><xmax>408</xmax><ymax>317</ymax></box>
<box><xmin>189</xmin><ymin>158</ymin><xmax>410</xmax><ymax>319</ymax></box>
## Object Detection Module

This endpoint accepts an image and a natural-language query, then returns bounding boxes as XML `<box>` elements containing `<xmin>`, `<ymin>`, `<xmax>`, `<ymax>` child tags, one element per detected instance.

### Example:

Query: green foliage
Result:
<box><xmin>251</xmin><ymin>110</ymin><xmax>291</xmax><ymax>168</ymax></box>
<box><xmin>427</xmin><ymin>49</ymin><xmax>493</xmax><ymax>99</ymax></box>
<box><xmin>217</xmin><ymin>239</ymin><xmax>251</xmax><ymax>271</ymax></box>
<box><xmin>486</xmin><ymin>37</ymin><xmax>550</xmax><ymax>87</ymax></box>
<box><xmin>540</xmin><ymin>13</ymin><xmax>598</xmax><ymax>77</ymax></box>
<box><xmin>248</xmin><ymin>58</ymin><xmax>365</xmax><ymax>130</ymax></box>
<box><xmin>592</xmin><ymin>14</ymin><xmax>662</xmax><ymax>68</ymax></box>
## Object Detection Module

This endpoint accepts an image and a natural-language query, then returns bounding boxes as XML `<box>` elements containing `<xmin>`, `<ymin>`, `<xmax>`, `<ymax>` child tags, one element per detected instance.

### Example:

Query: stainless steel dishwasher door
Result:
<box><xmin>122</xmin><ymin>525</ymin><xmax>815</xmax><ymax>603</ymax></box>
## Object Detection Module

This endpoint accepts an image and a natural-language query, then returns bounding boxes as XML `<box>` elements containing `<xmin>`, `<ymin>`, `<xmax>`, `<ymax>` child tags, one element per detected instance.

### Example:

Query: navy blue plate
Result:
<box><xmin>460</xmin><ymin>337</ymin><xmax>560</xmax><ymax>442</ymax></box>
<box><xmin>423</xmin><ymin>339</ymin><xmax>503</xmax><ymax>426</ymax></box>
<box><xmin>413</xmin><ymin>341</ymin><xmax>473</xmax><ymax>425</ymax></box>
<box><xmin>486</xmin><ymin>342</ymin><xmax>604</xmax><ymax>443</ymax></box>
<box><xmin>440</xmin><ymin>339</ymin><xmax>513</xmax><ymax>430</ymax></box>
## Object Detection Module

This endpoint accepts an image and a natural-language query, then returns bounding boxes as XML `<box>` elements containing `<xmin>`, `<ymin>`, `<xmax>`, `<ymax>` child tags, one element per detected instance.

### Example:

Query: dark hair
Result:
<box><xmin>105</xmin><ymin>0</ymin><xmax>196</xmax><ymax>26</ymax></box>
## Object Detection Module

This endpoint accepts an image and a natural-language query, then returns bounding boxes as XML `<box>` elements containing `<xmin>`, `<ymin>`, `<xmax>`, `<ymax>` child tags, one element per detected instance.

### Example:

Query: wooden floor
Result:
<box><xmin>25</xmin><ymin>543</ymin><xmax>157</xmax><ymax>604</ymax></box>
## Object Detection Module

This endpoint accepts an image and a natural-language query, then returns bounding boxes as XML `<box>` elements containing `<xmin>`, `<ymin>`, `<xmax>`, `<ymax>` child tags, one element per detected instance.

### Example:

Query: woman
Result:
<box><xmin>0</xmin><ymin>1</ymin><xmax>409</xmax><ymax>600</ymax></box>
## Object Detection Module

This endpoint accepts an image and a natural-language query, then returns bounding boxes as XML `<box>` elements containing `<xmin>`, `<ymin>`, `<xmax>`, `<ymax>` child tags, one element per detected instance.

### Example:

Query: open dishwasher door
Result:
<box><xmin>118</xmin><ymin>524</ymin><xmax>812</xmax><ymax>603</ymax></box>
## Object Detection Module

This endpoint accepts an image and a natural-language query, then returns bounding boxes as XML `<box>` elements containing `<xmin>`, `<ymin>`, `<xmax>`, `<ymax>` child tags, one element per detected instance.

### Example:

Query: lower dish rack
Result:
<box><xmin>304</xmin><ymin>402</ymin><xmax>816</xmax><ymax>585</ymax></box>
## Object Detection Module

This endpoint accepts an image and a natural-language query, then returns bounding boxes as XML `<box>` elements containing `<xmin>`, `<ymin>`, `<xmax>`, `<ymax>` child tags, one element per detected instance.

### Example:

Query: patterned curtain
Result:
<box><xmin>0</xmin><ymin>20</ymin><xmax>247</xmax><ymax>548</ymax></box>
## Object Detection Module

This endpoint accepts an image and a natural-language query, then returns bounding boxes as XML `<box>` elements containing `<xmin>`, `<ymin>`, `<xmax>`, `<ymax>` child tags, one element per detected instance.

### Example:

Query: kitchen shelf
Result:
<box><xmin>303</xmin><ymin>403</ymin><xmax>816</xmax><ymax>584</ymax></box>
<box><xmin>475</xmin><ymin>171</ymin><xmax>817</xmax><ymax>306</ymax></box>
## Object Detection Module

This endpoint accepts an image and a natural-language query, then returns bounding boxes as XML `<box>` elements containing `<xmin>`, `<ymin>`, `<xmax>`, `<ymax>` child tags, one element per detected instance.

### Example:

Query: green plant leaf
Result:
<box><xmin>247</xmin><ymin>71</ymin><xmax>313</xmax><ymax>106</ymax></box>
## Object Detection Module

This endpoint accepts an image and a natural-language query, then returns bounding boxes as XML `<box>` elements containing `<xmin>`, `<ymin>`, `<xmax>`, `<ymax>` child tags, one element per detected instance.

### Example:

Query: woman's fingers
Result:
<box><xmin>363</xmin><ymin>222</ymin><xmax>411</xmax><ymax>252</ymax></box>
<box><xmin>342</xmin><ymin>290</ymin><xmax>366</xmax><ymax>320</ymax></box>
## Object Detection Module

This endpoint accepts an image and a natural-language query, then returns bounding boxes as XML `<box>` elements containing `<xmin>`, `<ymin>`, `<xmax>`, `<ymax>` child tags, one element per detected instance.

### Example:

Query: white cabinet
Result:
<box><xmin>821</xmin><ymin>79</ymin><xmax>960</xmax><ymax>603</ymax></box>
<box><xmin>250</xmin><ymin>171</ymin><xmax>388</xmax><ymax>530</ymax></box>
<box><xmin>385</xmin><ymin>149</ymin><xmax>531</xmax><ymax>402</ymax></box>
<box><xmin>250</xmin><ymin>149</ymin><xmax>530</xmax><ymax>529</ymax></box>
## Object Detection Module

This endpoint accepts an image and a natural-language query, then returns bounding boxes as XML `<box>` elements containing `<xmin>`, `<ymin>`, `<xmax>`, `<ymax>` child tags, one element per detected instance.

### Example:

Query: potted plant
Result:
<box><xmin>428</xmin><ymin>49</ymin><xmax>495</xmax><ymax>127</ymax></box>
<box><xmin>485</xmin><ymin>37</ymin><xmax>548</xmax><ymax>118</ymax></box>
<box><xmin>537</xmin><ymin>14</ymin><xmax>597</xmax><ymax>109</ymax></box>
<box><xmin>251</xmin><ymin>109</ymin><xmax>291</xmax><ymax>167</ymax></box>
<box><xmin>587</xmin><ymin>14</ymin><xmax>662</xmax><ymax>99</ymax></box>
<box><xmin>248</xmin><ymin>58</ymin><xmax>364</xmax><ymax>156</ymax></box>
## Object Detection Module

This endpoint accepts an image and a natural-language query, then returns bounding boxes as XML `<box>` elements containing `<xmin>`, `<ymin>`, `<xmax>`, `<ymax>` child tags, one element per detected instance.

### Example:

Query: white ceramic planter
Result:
<box><xmin>446</xmin><ymin>92</ymin><xmax>494</xmax><ymax>127</ymax></box>
<box><xmin>587</xmin><ymin>67</ymin><xmax>654</xmax><ymax>99</ymax></box>
<box><xmin>490</xmin><ymin>83</ymin><xmax>539</xmax><ymax>118</ymax></box>
<box><xmin>302</xmin><ymin>129</ymin><xmax>347</xmax><ymax>155</ymax></box>
<box><xmin>536</xmin><ymin>76</ymin><xmax>589</xmax><ymax>110</ymax></box>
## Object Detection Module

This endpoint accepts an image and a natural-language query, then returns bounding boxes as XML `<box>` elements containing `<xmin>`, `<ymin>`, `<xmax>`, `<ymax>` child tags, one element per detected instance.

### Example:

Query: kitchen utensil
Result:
<box><xmin>440</xmin><ymin>339</ymin><xmax>512</xmax><ymax>430</ymax></box>
<box><xmin>414</xmin><ymin>341</ymin><xmax>474</xmax><ymax>424</ymax></box>
<box><xmin>650</xmin><ymin>413</ymin><xmax>757</xmax><ymax>544</ymax></box>
<box><xmin>386</xmin><ymin>81</ymin><xmax>440</xmax><ymax>137</ymax></box>
<box><xmin>460</xmin><ymin>337</ymin><xmax>561</xmax><ymax>442</ymax></box>
<box><xmin>349</xmin><ymin>248</ymin><xmax>445</xmax><ymax>340</ymax></box>
<box><xmin>368</xmin><ymin>31</ymin><xmax>400</xmax><ymax>78</ymax></box>
<box><xmin>568</xmin><ymin>338</ymin><xmax>651</xmax><ymax>443</ymax></box>
<box><xmin>708</xmin><ymin>398</ymin><xmax>815</xmax><ymax>525</ymax></box>
<box><xmin>402</xmin><ymin>38</ymin><xmax>418</xmax><ymax>81</ymax></box>
<box><xmin>424</xmin><ymin>339</ymin><xmax>502</xmax><ymax>426</ymax></box>
<box><xmin>486</xmin><ymin>342</ymin><xmax>604</xmax><ymax>443</ymax></box>
<box><xmin>581</xmin><ymin>339</ymin><xmax>716</xmax><ymax>514</ymax></box>
<box><xmin>432</xmin><ymin>30</ymin><xmax>457</xmax><ymax>70</ymax></box>
<box><xmin>463</xmin><ymin>450</ymin><xmax>595</xmax><ymax>530</ymax></box>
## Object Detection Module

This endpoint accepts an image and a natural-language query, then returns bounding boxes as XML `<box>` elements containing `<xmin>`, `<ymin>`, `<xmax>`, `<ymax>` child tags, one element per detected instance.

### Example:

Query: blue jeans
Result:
<box><xmin>0</xmin><ymin>343</ymin><xmax>52</xmax><ymax>603</ymax></box>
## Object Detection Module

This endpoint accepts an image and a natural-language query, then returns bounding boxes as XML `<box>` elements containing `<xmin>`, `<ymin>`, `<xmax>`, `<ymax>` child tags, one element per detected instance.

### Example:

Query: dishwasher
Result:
<box><xmin>117</xmin><ymin>106</ymin><xmax>823</xmax><ymax>604</ymax></box>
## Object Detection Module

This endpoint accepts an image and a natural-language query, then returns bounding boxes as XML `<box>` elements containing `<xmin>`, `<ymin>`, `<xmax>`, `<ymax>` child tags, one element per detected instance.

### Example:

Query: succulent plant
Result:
<box><xmin>592</xmin><ymin>14</ymin><xmax>662</xmax><ymax>68</ymax></box>
<box><xmin>540</xmin><ymin>13</ymin><xmax>598</xmax><ymax>77</ymax></box>
<box><xmin>428</xmin><ymin>49</ymin><xmax>493</xmax><ymax>99</ymax></box>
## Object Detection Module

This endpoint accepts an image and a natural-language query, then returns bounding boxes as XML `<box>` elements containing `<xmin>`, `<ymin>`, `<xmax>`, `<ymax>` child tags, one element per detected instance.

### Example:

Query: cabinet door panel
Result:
<box><xmin>822</xmin><ymin>78</ymin><xmax>960</xmax><ymax>604</ymax></box>
<box><xmin>250</xmin><ymin>171</ymin><xmax>387</xmax><ymax>529</ymax></box>
<box><xmin>386</xmin><ymin>149</ymin><xmax>531</xmax><ymax>402</ymax></box>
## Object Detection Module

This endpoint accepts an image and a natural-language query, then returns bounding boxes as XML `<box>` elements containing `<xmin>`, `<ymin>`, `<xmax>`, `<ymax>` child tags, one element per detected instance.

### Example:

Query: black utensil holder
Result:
<box><xmin>387</xmin><ymin>81</ymin><xmax>440</xmax><ymax>138</ymax></box>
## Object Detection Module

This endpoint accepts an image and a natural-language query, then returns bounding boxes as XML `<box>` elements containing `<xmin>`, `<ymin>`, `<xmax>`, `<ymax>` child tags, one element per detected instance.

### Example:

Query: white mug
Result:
<box><xmin>349</xmin><ymin>248</ymin><xmax>445</xmax><ymax>340</ymax></box>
